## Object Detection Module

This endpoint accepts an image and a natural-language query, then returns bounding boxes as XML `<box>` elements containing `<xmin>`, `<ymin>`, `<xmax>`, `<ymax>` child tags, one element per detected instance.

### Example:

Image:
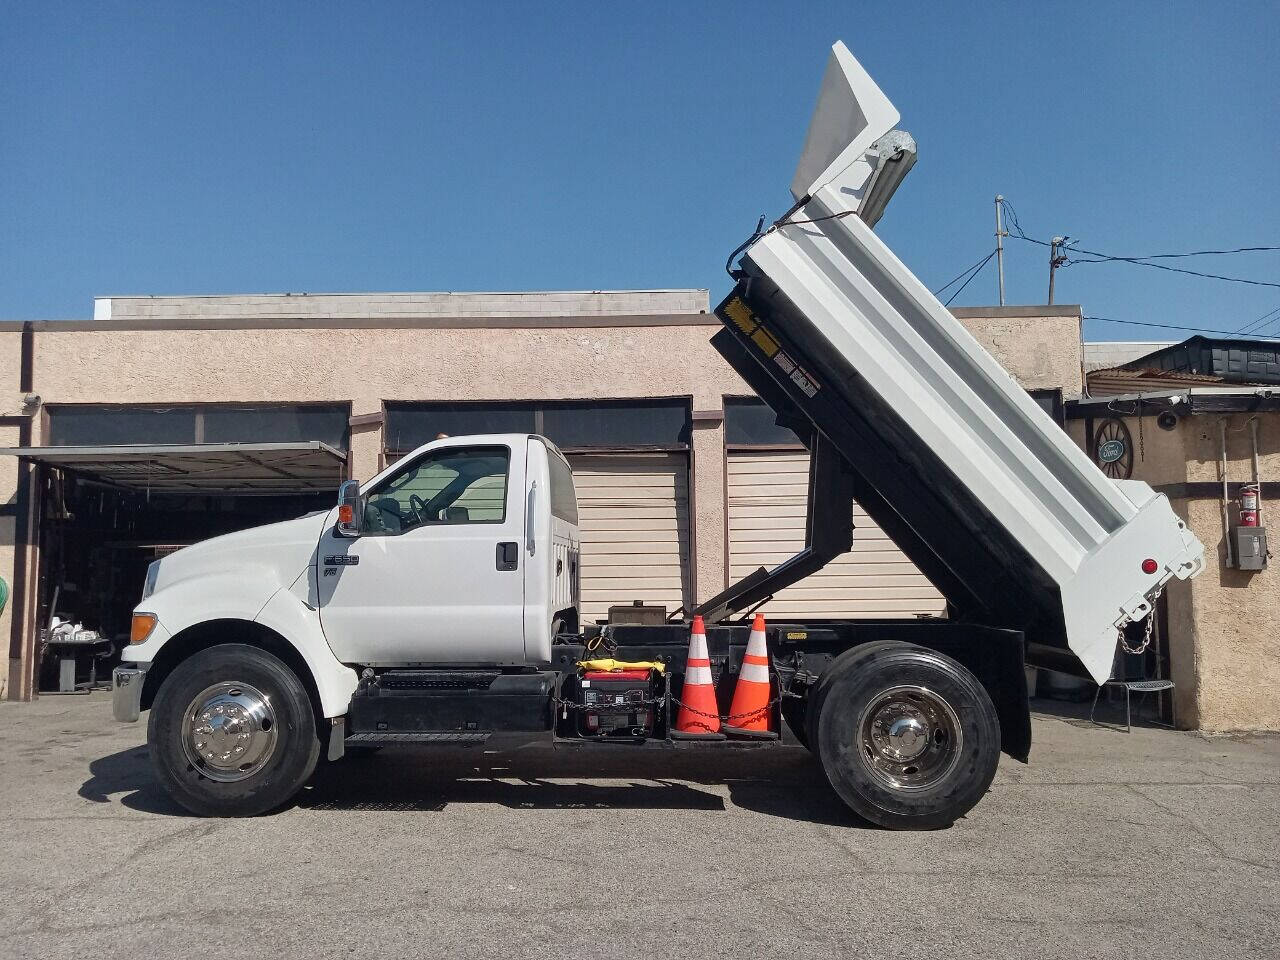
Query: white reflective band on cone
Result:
<box><xmin>740</xmin><ymin>628</ymin><xmax>771</xmax><ymax>683</ymax></box>
<box><xmin>685</xmin><ymin>665</ymin><xmax>715</xmax><ymax>685</ymax></box>
<box><xmin>685</xmin><ymin>629</ymin><xmax>715</xmax><ymax>686</ymax></box>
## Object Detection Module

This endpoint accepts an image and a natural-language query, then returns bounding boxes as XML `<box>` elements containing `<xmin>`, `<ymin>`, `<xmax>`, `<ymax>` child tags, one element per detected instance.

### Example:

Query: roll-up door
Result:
<box><xmin>727</xmin><ymin>451</ymin><xmax>944</xmax><ymax>618</ymax></box>
<box><xmin>567</xmin><ymin>453</ymin><xmax>690</xmax><ymax>624</ymax></box>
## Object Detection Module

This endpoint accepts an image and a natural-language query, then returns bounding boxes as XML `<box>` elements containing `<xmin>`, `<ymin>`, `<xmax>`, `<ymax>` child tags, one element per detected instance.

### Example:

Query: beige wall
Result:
<box><xmin>0</xmin><ymin>331</ymin><xmax>25</xmax><ymax>418</ymax></box>
<box><xmin>1074</xmin><ymin>409</ymin><xmax>1280</xmax><ymax>730</ymax></box>
<box><xmin>6</xmin><ymin>297</ymin><xmax>1077</xmax><ymax>698</ymax></box>
<box><xmin>0</xmin><ymin>421</ymin><xmax>19</xmax><ymax>700</ymax></box>
<box><xmin>96</xmin><ymin>290</ymin><xmax>709</xmax><ymax>321</ymax></box>
<box><xmin>953</xmin><ymin>306</ymin><xmax>1084</xmax><ymax>398</ymax></box>
<box><xmin>32</xmin><ymin>320</ymin><xmax>748</xmax><ymax>604</ymax></box>
<box><xmin>30</xmin><ymin>304</ymin><xmax>1077</xmax><ymax>603</ymax></box>
<box><xmin>0</xmin><ymin>327</ymin><xmax>27</xmax><ymax>699</ymax></box>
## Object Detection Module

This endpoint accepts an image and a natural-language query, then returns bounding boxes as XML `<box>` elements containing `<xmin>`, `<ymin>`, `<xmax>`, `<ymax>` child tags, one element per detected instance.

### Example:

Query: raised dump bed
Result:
<box><xmin>713</xmin><ymin>43</ymin><xmax>1204</xmax><ymax>683</ymax></box>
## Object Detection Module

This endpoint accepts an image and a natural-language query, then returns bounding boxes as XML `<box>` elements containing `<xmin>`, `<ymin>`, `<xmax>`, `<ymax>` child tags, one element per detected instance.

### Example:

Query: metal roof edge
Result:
<box><xmin>0</xmin><ymin>440</ymin><xmax>346</xmax><ymax>458</ymax></box>
<box><xmin>26</xmin><ymin>313</ymin><xmax>720</xmax><ymax>333</ymax></box>
<box><xmin>16</xmin><ymin>305</ymin><xmax>1072</xmax><ymax>332</ymax></box>
<box><xmin>93</xmin><ymin>288</ymin><xmax>710</xmax><ymax>300</ymax></box>
<box><xmin>949</xmin><ymin>305</ymin><xmax>1082</xmax><ymax>319</ymax></box>
<box><xmin>1066</xmin><ymin>386</ymin><xmax>1280</xmax><ymax>417</ymax></box>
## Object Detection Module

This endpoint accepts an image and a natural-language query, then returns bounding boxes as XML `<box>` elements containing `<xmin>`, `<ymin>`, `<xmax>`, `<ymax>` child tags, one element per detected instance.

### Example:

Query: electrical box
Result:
<box><xmin>1231</xmin><ymin>527</ymin><xmax>1268</xmax><ymax>571</ymax></box>
<box><xmin>607</xmin><ymin>600</ymin><xmax>667</xmax><ymax>625</ymax></box>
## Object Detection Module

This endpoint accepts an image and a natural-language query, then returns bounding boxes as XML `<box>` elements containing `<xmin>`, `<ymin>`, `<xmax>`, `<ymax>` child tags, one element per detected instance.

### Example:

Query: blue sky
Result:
<box><xmin>4</xmin><ymin>2</ymin><xmax>1278</xmax><ymax>341</ymax></box>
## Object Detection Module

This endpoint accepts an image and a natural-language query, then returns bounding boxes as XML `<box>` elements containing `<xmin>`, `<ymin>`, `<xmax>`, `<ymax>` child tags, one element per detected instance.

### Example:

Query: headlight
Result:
<box><xmin>141</xmin><ymin>560</ymin><xmax>160</xmax><ymax>600</ymax></box>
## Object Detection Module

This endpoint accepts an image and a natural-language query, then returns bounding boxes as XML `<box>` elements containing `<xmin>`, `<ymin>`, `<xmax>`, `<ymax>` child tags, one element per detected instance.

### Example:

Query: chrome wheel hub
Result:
<box><xmin>857</xmin><ymin>685</ymin><xmax>962</xmax><ymax>792</ymax></box>
<box><xmin>182</xmin><ymin>681</ymin><xmax>278</xmax><ymax>782</ymax></box>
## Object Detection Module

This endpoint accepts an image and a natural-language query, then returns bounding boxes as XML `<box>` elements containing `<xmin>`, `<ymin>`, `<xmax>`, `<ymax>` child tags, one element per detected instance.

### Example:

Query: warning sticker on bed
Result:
<box><xmin>723</xmin><ymin>297</ymin><xmax>756</xmax><ymax>334</ymax></box>
<box><xmin>774</xmin><ymin>350</ymin><xmax>820</xmax><ymax>397</ymax></box>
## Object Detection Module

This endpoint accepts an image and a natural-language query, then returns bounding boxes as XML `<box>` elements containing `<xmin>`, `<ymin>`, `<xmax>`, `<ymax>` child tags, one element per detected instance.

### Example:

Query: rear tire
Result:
<box><xmin>148</xmin><ymin>644</ymin><xmax>320</xmax><ymax>816</ymax></box>
<box><xmin>811</xmin><ymin>641</ymin><xmax>1000</xmax><ymax>830</ymax></box>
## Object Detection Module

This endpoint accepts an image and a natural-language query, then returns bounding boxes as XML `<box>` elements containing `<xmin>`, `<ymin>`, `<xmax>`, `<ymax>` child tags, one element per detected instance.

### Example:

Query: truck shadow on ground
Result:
<box><xmin>79</xmin><ymin>742</ymin><xmax>867</xmax><ymax>827</ymax></box>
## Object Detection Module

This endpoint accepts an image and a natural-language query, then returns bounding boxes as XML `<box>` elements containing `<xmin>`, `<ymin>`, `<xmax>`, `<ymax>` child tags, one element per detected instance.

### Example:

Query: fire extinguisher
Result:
<box><xmin>1239</xmin><ymin>483</ymin><xmax>1260</xmax><ymax>527</ymax></box>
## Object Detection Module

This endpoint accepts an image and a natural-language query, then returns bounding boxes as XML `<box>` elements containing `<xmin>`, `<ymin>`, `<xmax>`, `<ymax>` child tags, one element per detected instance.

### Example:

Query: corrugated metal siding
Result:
<box><xmin>1086</xmin><ymin>368</ymin><xmax>1224</xmax><ymax>396</ymax></box>
<box><xmin>727</xmin><ymin>451</ymin><xmax>945</xmax><ymax>619</ymax></box>
<box><xmin>567</xmin><ymin>453</ymin><xmax>690</xmax><ymax>624</ymax></box>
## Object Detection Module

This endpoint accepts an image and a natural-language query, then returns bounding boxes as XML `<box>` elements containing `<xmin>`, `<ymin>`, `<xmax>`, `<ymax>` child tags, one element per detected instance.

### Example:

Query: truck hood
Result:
<box><xmin>149</xmin><ymin>510</ymin><xmax>331</xmax><ymax>600</ymax></box>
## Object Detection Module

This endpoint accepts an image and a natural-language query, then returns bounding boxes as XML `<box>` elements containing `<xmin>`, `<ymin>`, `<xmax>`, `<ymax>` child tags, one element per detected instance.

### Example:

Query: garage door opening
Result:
<box><xmin>2</xmin><ymin>404</ymin><xmax>349</xmax><ymax>693</ymax></box>
<box><xmin>724</xmin><ymin>399</ymin><xmax>945</xmax><ymax>620</ymax></box>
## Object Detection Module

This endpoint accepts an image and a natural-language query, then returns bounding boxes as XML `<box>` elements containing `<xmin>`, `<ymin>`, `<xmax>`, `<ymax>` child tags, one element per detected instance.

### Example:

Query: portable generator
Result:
<box><xmin>576</xmin><ymin>669</ymin><xmax>658</xmax><ymax>739</ymax></box>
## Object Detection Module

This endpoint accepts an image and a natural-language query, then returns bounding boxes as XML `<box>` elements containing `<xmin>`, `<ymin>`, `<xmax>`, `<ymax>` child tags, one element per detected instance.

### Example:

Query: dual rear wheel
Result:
<box><xmin>803</xmin><ymin>642</ymin><xmax>1002</xmax><ymax>830</ymax></box>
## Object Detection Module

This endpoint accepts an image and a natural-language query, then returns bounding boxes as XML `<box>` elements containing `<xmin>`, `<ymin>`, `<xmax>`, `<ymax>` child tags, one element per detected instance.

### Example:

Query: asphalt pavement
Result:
<box><xmin>1</xmin><ymin>692</ymin><xmax>1277</xmax><ymax>959</ymax></box>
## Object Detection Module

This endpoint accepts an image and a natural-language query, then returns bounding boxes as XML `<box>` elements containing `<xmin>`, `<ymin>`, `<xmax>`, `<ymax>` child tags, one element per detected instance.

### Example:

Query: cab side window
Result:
<box><xmin>363</xmin><ymin>447</ymin><xmax>510</xmax><ymax>535</ymax></box>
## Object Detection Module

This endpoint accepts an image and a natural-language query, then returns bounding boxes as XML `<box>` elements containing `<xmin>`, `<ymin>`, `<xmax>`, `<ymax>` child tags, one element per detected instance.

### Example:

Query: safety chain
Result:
<box><xmin>668</xmin><ymin>695</ymin><xmax>781</xmax><ymax>726</ymax></box>
<box><xmin>551</xmin><ymin>692</ymin><xmax>781</xmax><ymax>727</ymax></box>
<box><xmin>1118</xmin><ymin>588</ymin><xmax>1161</xmax><ymax>656</ymax></box>
<box><xmin>555</xmin><ymin>655</ymin><xmax>807</xmax><ymax>727</ymax></box>
<box><xmin>553</xmin><ymin>694</ymin><xmax>667</xmax><ymax>716</ymax></box>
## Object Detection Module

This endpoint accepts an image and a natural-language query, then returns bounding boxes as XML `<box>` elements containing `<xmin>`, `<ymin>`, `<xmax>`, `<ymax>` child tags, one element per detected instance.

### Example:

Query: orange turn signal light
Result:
<box><xmin>130</xmin><ymin>613</ymin><xmax>158</xmax><ymax>645</ymax></box>
<box><xmin>338</xmin><ymin>504</ymin><xmax>354</xmax><ymax>525</ymax></box>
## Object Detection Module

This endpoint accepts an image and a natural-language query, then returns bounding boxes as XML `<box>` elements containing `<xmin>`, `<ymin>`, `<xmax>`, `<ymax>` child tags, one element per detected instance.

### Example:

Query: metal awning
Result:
<box><xmin>0</xmin><ymin>442</ymin><xmax>347</xmax><ymax>494</ymax></box>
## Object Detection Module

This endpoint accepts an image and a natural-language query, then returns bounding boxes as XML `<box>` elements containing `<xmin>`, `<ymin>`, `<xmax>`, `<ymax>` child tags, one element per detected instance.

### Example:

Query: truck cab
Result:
<box><xmin>317</xmin><ymin>433</ymin><xmax>579</xmax><ymax>667</ymax></box>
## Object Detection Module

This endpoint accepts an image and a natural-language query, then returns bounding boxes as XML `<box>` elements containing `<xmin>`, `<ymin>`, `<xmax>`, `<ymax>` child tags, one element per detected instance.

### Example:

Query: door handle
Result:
<box><xmin>526</xmin><ymin>481</ymin><xmax>537</xmax><ymax>555</ymax></box>
<box><xmin>496</xmin><ymin>541</ymin><xmax>519</xmax><ymax>571</ymax></box>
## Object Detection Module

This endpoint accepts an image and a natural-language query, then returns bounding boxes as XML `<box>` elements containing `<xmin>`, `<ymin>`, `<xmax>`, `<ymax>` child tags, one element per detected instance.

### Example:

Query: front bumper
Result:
<box><xmin>112</xmin><ymin>663</ymin><xmax>149</xmax><ymax>722</ymax></box>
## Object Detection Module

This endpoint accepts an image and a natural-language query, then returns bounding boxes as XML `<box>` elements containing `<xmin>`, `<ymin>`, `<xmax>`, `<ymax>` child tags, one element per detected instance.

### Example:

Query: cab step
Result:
<box><xmin>349</xmin><ymin>670</ymin><xmax>556</xmax><ymax>735</ymax></box>
<box><xmin>346</xmin><ymin>731</ymin><xmax>492</xmax><ymax>745</ymax></box>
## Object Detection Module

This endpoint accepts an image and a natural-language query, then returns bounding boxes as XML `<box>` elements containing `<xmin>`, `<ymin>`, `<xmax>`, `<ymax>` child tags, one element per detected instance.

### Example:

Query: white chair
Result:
<box><xmin>1090</xmin><ymin>678</ymin><xmax>1175</xmax><ymax>732</ymax></box>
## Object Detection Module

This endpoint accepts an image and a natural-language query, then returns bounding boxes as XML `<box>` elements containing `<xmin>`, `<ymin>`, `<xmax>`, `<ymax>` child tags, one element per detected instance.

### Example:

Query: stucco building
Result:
<box><xmin>1</xmin><ymin>290</ymin><xmax>1086</xmax><ymax>705</ymax></box>
<box><xmin>1068</xmin><ymin>340</ymin><xmax>1280</xmax><ymax>731</ymax></box>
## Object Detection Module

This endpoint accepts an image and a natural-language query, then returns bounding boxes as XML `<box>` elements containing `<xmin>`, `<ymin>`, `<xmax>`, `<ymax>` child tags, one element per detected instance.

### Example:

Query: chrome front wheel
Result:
<box><xmin>182</xmin><ymin>681</ymin><xmax>279</xmax><ymax>782</ymax></box>
<box><xmin>149</xmin><ymin>644</ymin><xmax>320</xmax><ymax>816</ymax></box>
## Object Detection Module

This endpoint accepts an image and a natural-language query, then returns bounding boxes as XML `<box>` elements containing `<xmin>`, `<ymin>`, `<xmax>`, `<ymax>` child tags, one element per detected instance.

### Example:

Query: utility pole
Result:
<box><xmin>994</xmin><ymin>195</ymin><xmax>1007</xmax><ymax>306</ymax></box>
<box><xmin>1048</xmin><ymin>236</ymin><xmax>1070</xmax><ymax>304</ymax></box>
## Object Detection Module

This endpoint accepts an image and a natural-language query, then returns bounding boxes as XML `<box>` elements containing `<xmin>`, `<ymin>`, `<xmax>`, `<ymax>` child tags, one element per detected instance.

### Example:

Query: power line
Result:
<box><xmin>1253</xmin><ymin>313</ymin><xmax>1280</xmax><ymax>339</ymax></box>
<box><xmin>1236</xmin><ymin>303</ymin><xmax>1280</xmax><ymax>335</ymax></box>
<box><xmin>1065</xmin><ymin>250</ymin><xmax>1280</xmax><ymax>289</ymax></box>
<box><xmin>933</xmin><ymin>248</ymin><xmax>997</xmax><ymax>296</ymax></box>
<box><xmin>1044</xmin><ymin>242</ymin><xmax>1280</xmax><ymax>260</ymax></box>
<box><xmin>997</xmin><ymin>197</ymin><xmax>1280</xmax><ymax>289</ymax></box>
<box><xmin>999</xmin><ymin>199</ymin><xmax>1280</xmax><ymax>260</ymax></box>
<box><xmin>943</xmin><ymin>250</ymin><xmax>997</xmax><ymax>306</ymax></box>
<box><xmin>997</xmin><ymin>198</ymin><xmax>1280</xmax><ymax>336</ymax></box>
<box><xmin>1084</xmin><ymin>315</ymin><xmax>1280</xmax><ymax>339</ymax></box>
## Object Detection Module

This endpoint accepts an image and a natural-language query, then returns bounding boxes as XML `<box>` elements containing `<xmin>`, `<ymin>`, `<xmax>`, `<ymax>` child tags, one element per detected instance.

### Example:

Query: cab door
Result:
<box><xmin>316</xmin><ymin>442</ymin><xmax>526</xmax><ymax>665</ymax></box>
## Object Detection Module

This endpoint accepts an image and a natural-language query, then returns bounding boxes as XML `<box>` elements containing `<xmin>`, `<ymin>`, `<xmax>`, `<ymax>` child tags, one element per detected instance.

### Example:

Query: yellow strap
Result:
<box><xmin>577</xmin><ymin>658</ymin><xmax>666</xmax><ymax>675</ymax></box>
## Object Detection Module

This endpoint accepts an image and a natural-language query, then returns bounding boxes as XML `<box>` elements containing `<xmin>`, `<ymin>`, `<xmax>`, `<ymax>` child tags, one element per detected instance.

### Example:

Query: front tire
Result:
<box><xmin>811</xmin><ymin>642</ymin><xmax>1000</xmax><ymax>830</ymax></box>
<box><xmin>148</xmin><ymin>644</ymin><xmax>320</xmax><ymax>816</ymax></box>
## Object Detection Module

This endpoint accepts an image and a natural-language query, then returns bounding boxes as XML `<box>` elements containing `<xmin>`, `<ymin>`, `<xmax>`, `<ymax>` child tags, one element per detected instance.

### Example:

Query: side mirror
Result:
<box><xmin>336</xmin><ymin>480</ymin><xmax>363</xmax><ymax>537</ymax></box>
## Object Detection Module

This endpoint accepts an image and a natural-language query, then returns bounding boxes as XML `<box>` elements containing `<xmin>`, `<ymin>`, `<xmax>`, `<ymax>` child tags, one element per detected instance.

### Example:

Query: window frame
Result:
<box><xmin>45</xmin><ymin>402</ymin><xmax>352</xmax><ymax>450</ymax></box>
<box><xmin>360</xmin><ymin>443</ymin><xmax>513</xmax><ymax>537</ymax></box>
<box><xmin>722</xmin><ymin>396</ymin><xmax>808</xmax><ymax>451</ymax></box>
<box><xmin>1028</xmin><ymin>388</ymin><xmax>1066</xmax><ymax>428</ymax></box>
<box><xmin>383</xmin><ymin>398</ymin><xmax>692</xmax><ymax>460</ymax></box>
<box><xmin>544</xmin><ymin>444</ymin><xmax>579</xmax><ymax>525</ymax></box>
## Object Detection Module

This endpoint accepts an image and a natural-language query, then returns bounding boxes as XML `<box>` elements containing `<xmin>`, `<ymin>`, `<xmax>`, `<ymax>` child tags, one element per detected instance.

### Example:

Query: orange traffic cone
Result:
<box><xmin>724</xmin><ymin>613</ymin><xmax>778</xmax><ymax>739</ymax></box>
<box><xmin>671</xmin><ymin>615</ymin><xmax>725</xmax><ymax>740</ymax></box>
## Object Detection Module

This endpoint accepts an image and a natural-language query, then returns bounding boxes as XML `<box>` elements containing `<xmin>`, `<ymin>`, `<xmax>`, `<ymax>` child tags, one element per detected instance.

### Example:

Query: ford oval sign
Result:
<box><xmin>1098</xmin><ymin>438</ymin><xmax>1126</xmax><ymax>464</ymax></box>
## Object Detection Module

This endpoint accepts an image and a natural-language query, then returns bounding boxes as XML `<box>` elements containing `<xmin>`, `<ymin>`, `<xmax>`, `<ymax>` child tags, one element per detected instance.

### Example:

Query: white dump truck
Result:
<box><xmin>113</xmin><ymin>42</ymin><xmax>1205</xmax><ymax>828</ymax></box>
